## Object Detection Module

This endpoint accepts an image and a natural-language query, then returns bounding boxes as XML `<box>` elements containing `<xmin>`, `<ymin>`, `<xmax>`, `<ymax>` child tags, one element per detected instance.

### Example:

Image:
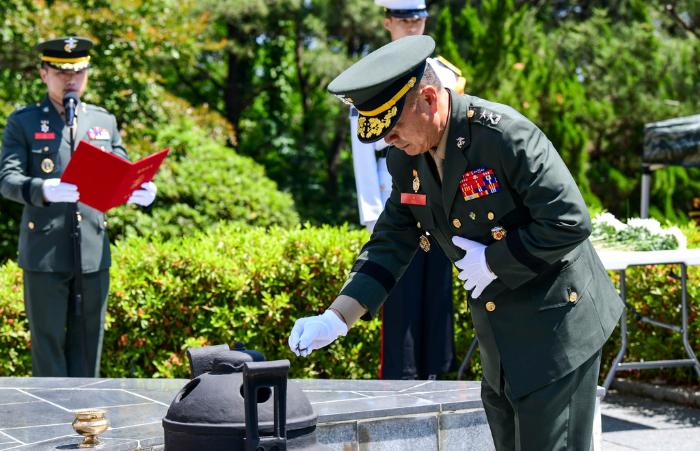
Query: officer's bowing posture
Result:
<box><xmin>350</xmin><ymin>0</ymin><xmax>467</xmax><ymax>380</ymax></box>
<box><xmin>289</xmin><ymin>35</ymin><xmax>624</xmax><ymax>450</ymax></box>
<box><xmin>0</xmin><ymin>37</ymin><xmax>157</xmax><ymax>377</ymax></box>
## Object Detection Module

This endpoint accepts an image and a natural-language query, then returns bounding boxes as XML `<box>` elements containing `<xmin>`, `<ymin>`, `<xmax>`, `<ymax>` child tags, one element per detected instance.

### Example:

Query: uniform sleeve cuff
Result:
<box><xmin>27</xmin><ymin>178</ymin><xmax>47</xmax><ymax>206</ymax></box>
<box><xmin>339</xmin><ymin>271</ymin><xmax>389</xmax><ymax>319</ymax></box>
<box><xmin>329</xmin><ymin>295</ymin><xmax>368</xmax><ymax>328</ymax></box>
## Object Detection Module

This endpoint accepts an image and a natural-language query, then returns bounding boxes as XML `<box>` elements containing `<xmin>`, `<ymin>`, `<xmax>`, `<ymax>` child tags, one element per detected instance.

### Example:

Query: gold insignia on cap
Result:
<box><xmin>64</xmin><ymin>37</ymin><xmax>78</xmax><ymax>53</ymax></box>
<box><xmin>41</xmin><ymin>158</ymin><xmax>54</xmax><ymax>173</ymax></box>
<box><xmin>412</xmin><ymin>169</ymin><xmax>420</xmax><ymax>192</ymax></box>
<box><xmin>491</xmin><ymin>226</ymin><xmax>506</xmax><ymax>241</ymax></box>
<box><xmin>357</xmin><ymin>106</ymin><xmax>398</xmax><ymax>140</ymax></box>
<box><xmin>485</xmin><ymin>301</ymin><xmax>496</xmax><ymax>312</ymax></box>
<box><xmin>419</xmin><ymin>234</ymin><xmax>431</xmax><ymax>252</ymax></box>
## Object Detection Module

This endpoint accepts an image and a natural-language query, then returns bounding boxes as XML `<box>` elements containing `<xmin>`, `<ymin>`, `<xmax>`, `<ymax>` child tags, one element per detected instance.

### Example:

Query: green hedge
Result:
<box><xmin>1</xmin><ymin>223</ymin><xmax>698</xmax><ymax>385</ymax></box>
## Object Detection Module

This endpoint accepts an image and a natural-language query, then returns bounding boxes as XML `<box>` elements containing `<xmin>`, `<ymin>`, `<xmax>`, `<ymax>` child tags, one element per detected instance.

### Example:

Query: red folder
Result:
<box><xmin>61</xmin><ymin>140</ymin><xmax>170</xmax><ymax>212</ymax></box>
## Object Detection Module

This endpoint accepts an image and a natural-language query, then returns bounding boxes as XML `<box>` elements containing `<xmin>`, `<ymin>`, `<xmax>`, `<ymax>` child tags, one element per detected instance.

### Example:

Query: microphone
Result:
<box><xmin>63</xmin><ymin>92</ymin><xmax>80</xmax><ymax>128</ymax></box>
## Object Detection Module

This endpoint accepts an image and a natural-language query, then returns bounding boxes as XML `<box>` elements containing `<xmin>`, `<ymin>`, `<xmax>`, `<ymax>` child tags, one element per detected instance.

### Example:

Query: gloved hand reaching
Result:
<box><xmin>288</xmin><ymin>310</ymin><xmax>348</xmax><ymax>357</ymax></box>
<box><xmin>42</xmin><ymin>178</ymin><xmax>79</xmax><ymax>203</ymax></box>
<box><xmin>452</xmin><ymin>236</ymin><xmax>497</xmax><ymax>298</ymax></box>
<box><xmin>127</xmin><ymin>181</ymin><xmax>157</xmax><ymax>207</ymax></box>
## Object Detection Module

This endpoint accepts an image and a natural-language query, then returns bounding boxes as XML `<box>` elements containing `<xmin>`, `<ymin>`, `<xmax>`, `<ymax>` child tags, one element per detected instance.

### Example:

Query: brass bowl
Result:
<box><xmin>72</xmin><ymin>409</ymin><xmax>109</xmax><ymax>448</ymax></box>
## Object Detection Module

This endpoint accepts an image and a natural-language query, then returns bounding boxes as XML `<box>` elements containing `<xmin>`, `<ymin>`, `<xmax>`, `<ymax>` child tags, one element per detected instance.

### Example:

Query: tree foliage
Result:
<box><xmin>3</xmin><ymin>0</ymin><xmax>698</xmax><ymax>230</ymax></box>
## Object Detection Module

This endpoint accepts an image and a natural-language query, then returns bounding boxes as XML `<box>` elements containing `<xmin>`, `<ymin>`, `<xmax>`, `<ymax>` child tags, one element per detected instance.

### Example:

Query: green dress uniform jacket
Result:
<box><xmin>340</xmin><ymin>89</ymin><xmax>624</xmax><ymax>399</ymax></box>
<box><xmin>0</xmin><ymin>96</ymin><xmax>127</xmax><ymax>272</ymax></box>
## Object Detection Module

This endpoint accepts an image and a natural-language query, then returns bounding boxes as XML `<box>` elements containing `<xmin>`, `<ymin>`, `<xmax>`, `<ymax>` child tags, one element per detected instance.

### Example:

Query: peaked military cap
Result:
<box><xmin>328</xmin><ymin>35</ymin><xmax>435</xmax><ymax>143</ymax></box>
<box><xmin>375</xmin><ymin>0</ymin><xmax>429</xmax><ymax>18</ymax></box>
<box><xmin>36</xmin><ymin>36</ymin><xmax>93</xmax><ymax>71</ymax></box>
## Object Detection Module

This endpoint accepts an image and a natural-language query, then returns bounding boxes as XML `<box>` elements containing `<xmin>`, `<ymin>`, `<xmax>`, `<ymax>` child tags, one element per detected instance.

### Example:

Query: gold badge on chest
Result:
<box><xmin>419</xmin><ymin>234</ymin><xmax>431</xmax><ymax>252</ymax></box>
<box><xmin>491</xmin><ymin>226</ymin><xmax>507</xmax><ymax>241</ymax></box>
<box><xmin>41</xmin><ymin>158</ymin><xmax>55</xmax><ymax>173</ymax></box>
<box><xmin>412</xmin><ymin>169</ymin><xmax>420</xmax><ymax>193</ymax></box>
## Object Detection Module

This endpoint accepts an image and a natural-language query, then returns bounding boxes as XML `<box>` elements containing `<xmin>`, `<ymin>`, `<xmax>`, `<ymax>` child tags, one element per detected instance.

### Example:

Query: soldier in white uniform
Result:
<box><xmin>349</xmin><ymin>0</ymin><xmax>466</xmax><ymax>379</ymax></box>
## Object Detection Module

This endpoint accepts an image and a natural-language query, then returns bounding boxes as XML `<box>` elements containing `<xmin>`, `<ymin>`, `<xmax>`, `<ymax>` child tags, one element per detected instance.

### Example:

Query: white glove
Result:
<box><xmin>288</xmin><ymin>310</ymin><xmax>348</xmax><ymax>357</ymax></box>
<box><xmin>42</xmin><ymin>178</ymin><xmax>79</xmax><ymax>203</ymax></box>
<box><xmin>452</xmin><ymin>236</ymin><xmax>497</xmax><ymax>299</ymax></box>
<box><xmin>127</xmin><ymin>181</ymin><xmax>157</xmax><ymax>206</ymax></box>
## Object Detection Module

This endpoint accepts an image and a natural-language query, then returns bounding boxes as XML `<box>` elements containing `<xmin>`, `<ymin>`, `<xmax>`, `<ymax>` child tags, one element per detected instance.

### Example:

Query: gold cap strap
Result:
<box><xmin>357</xmin><ymin>76</ymin><xmax>416</xmax><ymax>117</ymax></box>
<box><xmin>41</xmin><ymin>55</ymin><xmax>91</xmax><ymax>64</ymax></box>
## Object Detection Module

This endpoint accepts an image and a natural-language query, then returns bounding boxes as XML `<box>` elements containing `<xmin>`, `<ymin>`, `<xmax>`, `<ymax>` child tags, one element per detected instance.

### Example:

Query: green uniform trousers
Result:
<box><xmin>23</xmin><ymin>269</ymin><xmax>109</xmax><ymax>377</ymax></box>
<box><xmin>481</xmin><ymin>350</ymin><xmax>601</xmax><ymax>451</ymax></box>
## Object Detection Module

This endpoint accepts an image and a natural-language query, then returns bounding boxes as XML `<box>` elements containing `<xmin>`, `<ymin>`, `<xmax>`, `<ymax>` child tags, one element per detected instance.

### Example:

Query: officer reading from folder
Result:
<box><xmin>289</xmin><ymin>36</ymin><xmax>624</xmax><ymax>450</ymax></box>
<box><xmin>0</xmin><ymin>37</ymin><xmax>157</xmax><ymax>377</ymax></box>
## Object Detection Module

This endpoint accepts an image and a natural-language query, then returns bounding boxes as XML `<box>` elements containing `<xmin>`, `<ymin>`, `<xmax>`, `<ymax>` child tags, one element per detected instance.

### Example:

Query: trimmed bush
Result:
<box><xmin>106</xmin><ymin>116</ymin><xmax>299</xmax><ymax>243</ymax></box>
<box><xmin>0</xmin><ymin>223</ymin><xmax>697</xmax><ymax>385</ymax></box>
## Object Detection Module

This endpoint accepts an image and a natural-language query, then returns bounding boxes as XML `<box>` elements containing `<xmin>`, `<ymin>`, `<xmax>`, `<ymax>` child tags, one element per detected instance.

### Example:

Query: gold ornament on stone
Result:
<box><xmin>72</xmin><ymin>409</ymin><xmax>109</xmax><ymax>448</ymax></box>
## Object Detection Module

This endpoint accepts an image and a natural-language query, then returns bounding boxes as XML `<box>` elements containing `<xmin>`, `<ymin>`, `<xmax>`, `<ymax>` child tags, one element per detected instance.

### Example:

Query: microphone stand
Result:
<box><xmin>68</xmin><ymin>114</ymin><xmax>89</xmax><ymax>377</ymax></box>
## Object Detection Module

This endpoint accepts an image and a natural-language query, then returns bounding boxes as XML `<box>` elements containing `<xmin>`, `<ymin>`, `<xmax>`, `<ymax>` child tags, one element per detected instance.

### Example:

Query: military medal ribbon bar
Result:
<box><xmin>460</xmin><ymin>167</ymin><xmax>501</xmax><ymax>201</ymax></box>
<box><xmin>400</xmin><ymin>193</ymin><xmax>427</xmax><ymax>206</ymax></box>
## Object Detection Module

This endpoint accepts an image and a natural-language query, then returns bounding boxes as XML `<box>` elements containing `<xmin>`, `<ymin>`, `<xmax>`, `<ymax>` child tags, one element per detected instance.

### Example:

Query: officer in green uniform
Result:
<box><xmin>0</xmin><ymin>37</ymin><xmax>157</xmax><ymax>377</ymax></box>
<box><xmin>288</xmin><ymin>35</ymin><xmax>624</xmax><ymax>450</ymax></box>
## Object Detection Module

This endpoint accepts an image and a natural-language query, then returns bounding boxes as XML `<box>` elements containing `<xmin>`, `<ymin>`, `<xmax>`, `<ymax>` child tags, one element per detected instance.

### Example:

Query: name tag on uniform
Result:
<box><xmin>34</xmin><ymin>132</ymin><xmax>56</xmax><ymax>140</ymax></box>
<box><xmin>401</xmin><ymin>193</ymin><xmax>427</xmax><ymax>206</ymax></box>
<box><xmin>460</xmin><ymin>167</ymin><xmax>501</xmax><ymax>201</ymax></box>
<box><xmin>87</xmin><ymin>127</ymin><xmax>111</xmax><ymax>140</ymax></box>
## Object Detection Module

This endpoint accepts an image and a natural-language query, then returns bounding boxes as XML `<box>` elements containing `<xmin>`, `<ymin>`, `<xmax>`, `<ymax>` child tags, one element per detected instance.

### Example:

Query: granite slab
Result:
<box><xmin>0</xmin><ymin>377</ymin><xmax>483</xmax><ymax>450</ymax></box>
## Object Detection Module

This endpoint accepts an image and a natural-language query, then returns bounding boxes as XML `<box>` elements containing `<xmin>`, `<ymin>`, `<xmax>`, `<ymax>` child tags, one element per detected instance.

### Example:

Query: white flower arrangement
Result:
<box><xmin>590</xmin><ymin>212</ymin><xmax>687</xmax><ymax>251</ymax></box>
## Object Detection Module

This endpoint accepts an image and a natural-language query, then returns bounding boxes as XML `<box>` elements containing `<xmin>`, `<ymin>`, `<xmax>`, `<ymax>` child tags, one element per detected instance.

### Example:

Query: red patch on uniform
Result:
<box><xmin>34</xmin><ymin>132</ymin><xmax>56</xmax><ymax>140</ymax></box>
<box><xmin>400</xmin><ymin>193</ymin><xmax>427</xmax><ymax>206</ymax></box>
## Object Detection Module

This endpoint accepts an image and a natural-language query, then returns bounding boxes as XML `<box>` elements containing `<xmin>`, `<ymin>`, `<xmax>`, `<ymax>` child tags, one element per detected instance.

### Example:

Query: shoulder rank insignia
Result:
<box><xmin>477</xmin><ymin>109</ymin><xmax>502</xmax><ymax>126</ymax></box>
